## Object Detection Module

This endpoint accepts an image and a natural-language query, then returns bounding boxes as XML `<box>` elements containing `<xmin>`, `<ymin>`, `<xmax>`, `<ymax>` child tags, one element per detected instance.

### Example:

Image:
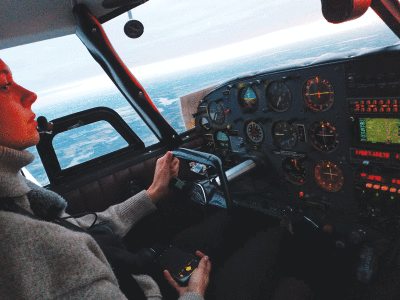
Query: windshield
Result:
<box><xmin>1</xmin><ymin>0</ymin><xmax>398</xmax><ymax>186</ymax></box>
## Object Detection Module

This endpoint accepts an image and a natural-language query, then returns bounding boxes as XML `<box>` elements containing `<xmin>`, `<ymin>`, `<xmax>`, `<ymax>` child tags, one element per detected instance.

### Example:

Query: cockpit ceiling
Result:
<box><xmin>0</xmin><ymin>0</ymin><xmax>144</xmax><ymax>50</ymax></box>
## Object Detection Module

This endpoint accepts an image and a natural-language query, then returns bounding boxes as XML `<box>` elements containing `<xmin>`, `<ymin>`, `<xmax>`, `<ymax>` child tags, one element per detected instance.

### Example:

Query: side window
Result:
<box><xmin>53</xmin><ymin>121</ymin><xmax>129</xmax><ymax>170</ymax></box>
<box><xmin>25</xmin><ymin>106</ymin><xmax>152</xmax><ymax>186</ymax></box>
<box><xmin>13</xmin><ymin>34</ymin><xmax>161</xmax><ymax>187</ymax></box>
<box><xmin>25</xmin><ymin>147</ymin><xmax>49</xmax><ymax>186</ymax></box>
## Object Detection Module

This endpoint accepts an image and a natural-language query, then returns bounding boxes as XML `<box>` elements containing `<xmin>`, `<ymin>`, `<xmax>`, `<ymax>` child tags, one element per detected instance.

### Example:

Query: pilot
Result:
<box><xmin>0</xmin><ymin>58</ymin><xmax>312</xmax><ymax>300</ymax></box>
<box><xmin>0</xmin><ymin>58</ymin><xmax>211</xmax><ymax>300</ymax></box>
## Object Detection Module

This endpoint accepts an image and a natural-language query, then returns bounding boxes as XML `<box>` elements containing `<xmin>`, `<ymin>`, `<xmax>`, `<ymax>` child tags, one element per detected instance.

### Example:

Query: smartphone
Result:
<box><xmin>159</xmin><ymin>245</ymin><xmax>200</xmax><ymax>285</ymax></box>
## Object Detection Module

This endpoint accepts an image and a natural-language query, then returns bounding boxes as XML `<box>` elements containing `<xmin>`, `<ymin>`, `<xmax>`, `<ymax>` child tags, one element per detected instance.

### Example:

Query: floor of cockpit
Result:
<box><xmin>123</xmin><ymin>190</ymin><xmax>400</xmax><ymax>300</ymax></box>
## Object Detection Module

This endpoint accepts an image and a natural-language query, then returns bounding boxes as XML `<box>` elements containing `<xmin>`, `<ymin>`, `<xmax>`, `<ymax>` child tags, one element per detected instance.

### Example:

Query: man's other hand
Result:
<box><xmin>164</xmin><ymin>251</ymin><xmax>211</xmax><ymax>297</ymax></box>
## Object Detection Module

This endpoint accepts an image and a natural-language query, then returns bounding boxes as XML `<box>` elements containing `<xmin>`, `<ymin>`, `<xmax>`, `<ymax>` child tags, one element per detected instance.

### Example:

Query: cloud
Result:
<box><xmin>32</xmin><ymin>7</ymin><xmax>382</xmax><ymax>107</ymax></box>
<box><xmin>124</xmin><ymin>9</ymin><xmax>383</xmax><ymax>78</ymax></box>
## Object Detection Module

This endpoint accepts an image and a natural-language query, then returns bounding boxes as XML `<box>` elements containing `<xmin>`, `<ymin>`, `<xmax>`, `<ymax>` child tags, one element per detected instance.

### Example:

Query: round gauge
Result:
<box><xmin>308</xmin><ymin>121</ymin><xmax>339</xmax><ymax>152</ymax></box>
<box><xmin>266</xmin><ymin>81</ymin><xmax>291</xmax><ymax>112</ymax></box>
<box><xmin>199</xmin><ymin>117</ymin><xmax>211</xmax><ymax>131</ymax></box>
<box><xmin>282</xmin><ymin>157</ymin><xmax>308</xmax><ymax>185</ymax></box>
<box><xmin>245</xmin><ymin>121</ymin><xmax>264</xmax><ymax>145</ymax></box>
<box><xmin>215</xmin><ymin>131</ymin><xmax>230</xmax><ymax>148</ymax></box>
<box><xmin>272</xmin><ymin>121</ymin><xmax>298</xmax><ymax>150</ymax></box>
<box><xmin>239</xmin><ymin>87</ymin><xmax>258</xmax><ymax>108</ymax></box>
<box><xmin>208</xmin><ymin>102</ymin><xmax>225</xmax><ymax>125</ymax></box>
<box><xmin>303</xmin><ymin>77</ymin><xmax>334</xmax><ymax>111</ymax></box>
<box><xmin>314</xmin><ymin>160</ymin><xmax>344</xmax><ymax>192</ymax></box>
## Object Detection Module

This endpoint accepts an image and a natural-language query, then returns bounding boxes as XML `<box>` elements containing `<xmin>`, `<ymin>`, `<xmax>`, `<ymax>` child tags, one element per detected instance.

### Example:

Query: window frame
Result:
<box><xmin>36</xmin><ymin>106</ymin><xmax>145</xmax><ymax>185</ymax></box>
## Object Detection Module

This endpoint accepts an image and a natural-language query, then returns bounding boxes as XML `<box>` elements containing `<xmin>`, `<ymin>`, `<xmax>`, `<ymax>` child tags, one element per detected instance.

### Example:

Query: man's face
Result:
<box><xmin>0</xmin><ymin>59</ymin><xmax>39</xmax><ymax>150</ymax></box>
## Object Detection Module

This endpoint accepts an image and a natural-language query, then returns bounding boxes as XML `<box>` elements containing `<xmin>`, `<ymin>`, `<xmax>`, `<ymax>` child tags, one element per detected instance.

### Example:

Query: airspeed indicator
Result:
<box><xmin>245</xmin><ymin>121</ymin><xmax>264</xmax><ymax>145</ymax></box>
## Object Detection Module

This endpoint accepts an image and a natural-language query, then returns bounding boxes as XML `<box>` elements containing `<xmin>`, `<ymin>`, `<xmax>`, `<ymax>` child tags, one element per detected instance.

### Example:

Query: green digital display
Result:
<box><xmin>360</xmin><ymin>118</ymin><xmax>400</xmax><ymax>144</ymax></box>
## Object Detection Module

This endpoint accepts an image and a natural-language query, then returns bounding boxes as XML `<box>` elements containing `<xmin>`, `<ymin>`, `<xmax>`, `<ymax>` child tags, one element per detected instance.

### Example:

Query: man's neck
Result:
<box><xmin>0</xmin><ymin>146</ymin><xmax>35</xmax><ymax>197</ymax></box>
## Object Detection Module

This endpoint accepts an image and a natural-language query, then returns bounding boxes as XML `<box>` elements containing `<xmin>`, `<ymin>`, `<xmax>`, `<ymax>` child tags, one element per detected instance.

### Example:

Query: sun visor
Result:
<box><xmin>0</xmin><ymin>0</ymin><xmax>147</xmax><ymax>50</ymax></box>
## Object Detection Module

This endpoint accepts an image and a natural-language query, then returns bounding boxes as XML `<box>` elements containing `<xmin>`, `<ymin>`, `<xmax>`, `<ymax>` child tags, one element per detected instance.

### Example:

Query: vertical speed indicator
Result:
<box><xmin>272</xmin><ymin>121</ymin><xmax>298</xmax><ymax>150</ymax></box>
<box><xmin>303</xmin><ymin>77</ymin><xmax>334</xmax><ymax>111</ymax></box>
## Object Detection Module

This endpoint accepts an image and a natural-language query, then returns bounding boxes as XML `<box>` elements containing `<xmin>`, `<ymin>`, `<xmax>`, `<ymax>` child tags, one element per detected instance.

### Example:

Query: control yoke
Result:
<box><xmin>171</xmin><ymin>148</ymin><xmax>232</xmax><ymax>209</ymax></box>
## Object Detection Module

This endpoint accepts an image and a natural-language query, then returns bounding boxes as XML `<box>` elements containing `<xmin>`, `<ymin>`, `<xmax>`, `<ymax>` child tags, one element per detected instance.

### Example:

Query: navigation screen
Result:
<box><xmin>360</xmin><ymin>118</ymin><xmax>400</xmax><ymax>144</ymax></box>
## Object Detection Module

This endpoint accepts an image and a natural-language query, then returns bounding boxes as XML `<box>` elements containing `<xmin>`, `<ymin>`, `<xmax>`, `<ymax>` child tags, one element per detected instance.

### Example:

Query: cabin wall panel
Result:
<box><xmin>78</xmin><ymin>181</ymin><xmax>108</xmax><ymax>212</ymax></box>
<box><xmin>113</xmin><ymin>168</ymin><xmax>132</xmax><ymax>185</ymax></box>
<box><xmin>64</xmin><ymin>189</ymin><xmax>88</xmax><ymax>215</ymax></box>
<box><xmin>97</xmin><ymin>174</ymin><xmax>119</xmax><ymax>206</ymax></box>
<box><xmin>63</xmin><ymin>157</ymin><xmax>159</xmax><ymax>214</ymax></box>
<box><xmin>62</xmin><ymin>137</ymin><xmax>205</xmax><ymax>215</ymax></box>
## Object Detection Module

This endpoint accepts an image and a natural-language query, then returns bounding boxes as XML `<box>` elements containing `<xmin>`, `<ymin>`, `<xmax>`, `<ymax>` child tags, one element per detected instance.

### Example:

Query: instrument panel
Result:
<box><xmin>194</xmin><ymin>47</ymin><xmax>400</xmax><ymax>237</ymax></box>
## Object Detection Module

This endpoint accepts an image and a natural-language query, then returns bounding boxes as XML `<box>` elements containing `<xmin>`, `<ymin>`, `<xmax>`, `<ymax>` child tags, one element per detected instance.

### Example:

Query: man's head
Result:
<box><xmin>0</xmin><ymin>59</ymin><xmax>39</xmax><ymax>150</ymax></box>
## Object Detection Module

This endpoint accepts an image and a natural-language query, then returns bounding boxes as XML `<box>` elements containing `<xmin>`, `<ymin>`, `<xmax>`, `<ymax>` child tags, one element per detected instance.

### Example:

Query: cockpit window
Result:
<box><xmin>102</xmin><ymin>0</ymin><xmax>398</xmax><ymax>132</ymax></box>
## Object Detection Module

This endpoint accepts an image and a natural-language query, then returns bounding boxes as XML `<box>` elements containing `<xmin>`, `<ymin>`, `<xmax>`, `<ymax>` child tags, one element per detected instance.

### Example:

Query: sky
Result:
<box><xmin>0</xmin><ymin>0</ymin><xmax>394</xmax><ymax>107</ymax></box>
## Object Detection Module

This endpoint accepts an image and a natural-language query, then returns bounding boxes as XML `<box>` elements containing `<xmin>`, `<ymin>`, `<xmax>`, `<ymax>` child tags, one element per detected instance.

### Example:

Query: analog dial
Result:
<box><xmin>314</xmin><ymin>160</ymin><xmax>344</xmax><ymax>192</ymax></box>
<box><xmin>239</xmin><ymin>87</ymin><xmax>258</xmax><ymax>108</ymax></box>
<box><xmin>245</xmin><ymin>121</ymin><xmax>264</xmax><ymax>145</ymax></box>
<box><xmin>308</xmin><ymin>121</ymin><xmax>339</xmax><ymax>152</ymax></box>
<box><xmin>266</xmin><ymin>81</ymin><xmax>291</xmax><ymax>112</ymax></box>
<box><xmin>303</xmin><ymin>77</ymin><xmax>334</xmax><ymax>111</ymax></box>
<box><xmin>199</xmin><ymin>117</ymin><xmax>211</xmax><ymax>131</ymax></box>
<box><xmin>282</xmin><ymin>157</ymin><xmax>308</xmax><ymax>185</ymax></box>
<box><xmin>273</xmin><ymin>121</ymin><xmax>298</xmax><ymax>150</ymax></box>
<box><xmin>208</xmin><ymin>102</ymin><xmax>225</xmax><ymax>125</ymax></box>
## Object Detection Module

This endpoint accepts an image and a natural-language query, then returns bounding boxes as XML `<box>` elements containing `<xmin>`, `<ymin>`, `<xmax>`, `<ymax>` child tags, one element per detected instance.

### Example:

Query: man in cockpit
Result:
<box><xmin>0</xmin><ymin>58</ymin><xmax>310</xmax><ymax>300</ymax></box>
<box><xmin>0</xmin><ymin>58</ymin><xmax>213</xmax><ymax>300</ymax></box>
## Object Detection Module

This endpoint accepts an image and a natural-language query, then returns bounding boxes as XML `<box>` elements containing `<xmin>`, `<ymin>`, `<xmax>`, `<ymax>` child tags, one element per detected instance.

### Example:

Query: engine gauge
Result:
<box><xmin>215</xmin><ymin>131</ymin><xmax>229</xmax><ymax>148</ymax></box>
<box><xmin>245</xmin><ymin>121</ymin><xmax>264</xmax><ymax>145</ymax></box>
<box><xmin>308</xmin><ymin>121</ymin><xmax>339</xmax><ymax>152</ymax></box>
<box><xmin>314</xmin><ymin>160</ymin><xmax>344</xmax><ymax>192</ymax></box>
<box><xmin>303</xmin><ymin>77</ymin><xmax>334</xmax><ymax>111</ymax></box>
<box><xmin>282</xmin><ymin>157</ymin><xmax>308</xmax><ymax>185</ymax></box>
<box><xmin>272</xmin><ymin>121</ymin><xmax>298</xmax><ymax>150</ymax></box>
<box><xmin>266</xmin><ymin>81</ymin><xmax>291</xmax><ymax>112</ymax></box>
<box><xmin>239</xmin><ymin>87</ymin><xmax>258</xmax><ymax>108</ymax></box>
<box><xmin>208</xmin><ymin>102</ymin><xmax>225</xmax><ymax>125</ymax></box>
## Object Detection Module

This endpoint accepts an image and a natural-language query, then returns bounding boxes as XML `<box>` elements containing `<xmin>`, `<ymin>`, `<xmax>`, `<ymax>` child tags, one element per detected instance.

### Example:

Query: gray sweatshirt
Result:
<box><xmin>0</xmin><ymin>145</ymin><xmax>204</xmax><ymax>300</ymax></box>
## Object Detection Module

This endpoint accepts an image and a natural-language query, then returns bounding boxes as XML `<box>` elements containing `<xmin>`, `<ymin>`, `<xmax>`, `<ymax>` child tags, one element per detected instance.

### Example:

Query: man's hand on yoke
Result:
<box><xmin>146</xmin><ymin>151</ymin><xmax>180</xmax><ymax>204</ymax></box>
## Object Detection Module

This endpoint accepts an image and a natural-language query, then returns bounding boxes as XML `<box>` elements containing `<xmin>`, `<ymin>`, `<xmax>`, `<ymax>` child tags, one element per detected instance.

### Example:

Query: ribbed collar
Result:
<box><xmin>0</xmin><ymin>146</ymin><xmax>35</xmax><ymax>197</ymax></box>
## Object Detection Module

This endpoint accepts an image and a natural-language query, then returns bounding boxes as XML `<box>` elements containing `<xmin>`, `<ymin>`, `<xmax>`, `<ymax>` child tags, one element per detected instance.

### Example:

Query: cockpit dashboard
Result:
<box><xmin>192</xmin><ymin>45</ymin><xmax>400</xmax><ymax>239</ymax></box>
